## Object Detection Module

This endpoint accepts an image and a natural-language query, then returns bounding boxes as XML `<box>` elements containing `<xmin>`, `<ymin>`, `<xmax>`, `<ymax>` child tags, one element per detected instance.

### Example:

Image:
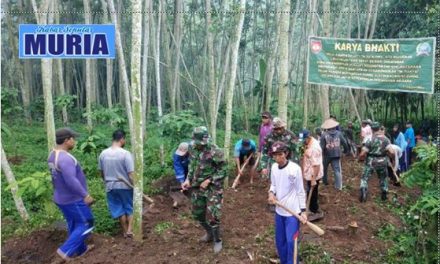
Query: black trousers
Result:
<box><xmin>306</xmin><ymin>180</ymin><xmax>320</xmax><ymax>213</ymax></box>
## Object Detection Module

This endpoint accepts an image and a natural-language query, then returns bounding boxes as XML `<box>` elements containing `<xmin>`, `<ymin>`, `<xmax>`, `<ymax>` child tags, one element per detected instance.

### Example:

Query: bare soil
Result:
<box><xmin>2</xmin><ymin>157</ymin><xmax>417</xmax><ymax>263</ymax></box>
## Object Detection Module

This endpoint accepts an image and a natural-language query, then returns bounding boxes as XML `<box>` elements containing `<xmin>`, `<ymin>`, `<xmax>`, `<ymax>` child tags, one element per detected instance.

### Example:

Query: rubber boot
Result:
<box><xmin>212</xmin><ymin>226</ymin><xmax>222</xmax><ymax>253</ymax></box>
<box><xmin>199</xmin><ymin>222</ymin><xmax>213</xmax><ymax>243</ymax></box>
<box><xmin>359</xmin><ymin>187</ymin><xmax>368</xmax><ymax>203</ymax></box>
<box><xmin>381</xmin><ymin>191</ymin><xmax>387</xmax><ymax>201</ymax></box>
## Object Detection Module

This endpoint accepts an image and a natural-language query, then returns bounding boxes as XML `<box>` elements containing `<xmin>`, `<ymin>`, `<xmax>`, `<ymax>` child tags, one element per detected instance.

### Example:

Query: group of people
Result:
<box><xmin>48</xmin><ymin>128</ymin><xmax>135</xmax><ymax>261</ymax></box>
<box><xmin>47</xmin><ymin>113</ymin><xmax>427</xmax><ymax>263</ymax></box>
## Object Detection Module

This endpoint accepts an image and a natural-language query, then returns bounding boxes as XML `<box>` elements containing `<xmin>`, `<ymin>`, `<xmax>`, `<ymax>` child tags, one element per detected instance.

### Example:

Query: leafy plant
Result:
<box><xmin>83</xmin><ymin>105</ymin><xmax>127</xmax><ymax>128</ymax></box>
<box><xmin>1</xmin><ymin>88</ymin><xmax>23</xmax><ymax>118</ymax></box>
<box><xmin>154</xmin><ymin>221</ymin><xmax>174</xmax><ymax>235</ymax></box>
<box><xmin>78</xmin><ymin>131</ymin><xmax>108</xmax><ymax>157</ymax></box>
<box><xmin>380</xmin><ymin>144</ymin><xmax>438</xmax><ymax>263</ymax></box>
<box><xmin>162</xmin><ymin>110</ymin><xmax>203</xmax><ymax>144</ymax></box>
<box><xmin>55</xmin><ymin>95</ymin><xmax>77</xmax><ymax>109</ymax></box>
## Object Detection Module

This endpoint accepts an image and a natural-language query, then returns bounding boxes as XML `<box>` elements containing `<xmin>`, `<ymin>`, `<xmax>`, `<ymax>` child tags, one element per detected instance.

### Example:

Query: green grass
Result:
<box><xmin>154</xmin><ymin>221</ymin><xmax>175</xmax><ymax>235</ymax></box>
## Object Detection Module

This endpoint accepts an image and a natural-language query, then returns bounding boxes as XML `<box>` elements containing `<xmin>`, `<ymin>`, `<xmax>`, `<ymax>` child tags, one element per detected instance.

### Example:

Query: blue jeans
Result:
<box><xmin>275</xmin><ymin>213</ymin><xmax>300</xmax><ymax>264</ymax></box>
<box><xmin>323</xmin><ymin>157</ymin><xmax>342</xmax><ymax>190</ymax></box>
<box><xmin>56</xmin><ymin>200</ymin><xmax>94</xmax><ymax>258</ymax></box>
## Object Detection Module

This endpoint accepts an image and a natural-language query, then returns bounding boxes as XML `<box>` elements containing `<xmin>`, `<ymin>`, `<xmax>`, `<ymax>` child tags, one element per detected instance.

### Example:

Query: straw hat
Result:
<box><xmin>321</xmin><ymin>119</ymin><xmax>339</xmax><ymax>129</ymax></box>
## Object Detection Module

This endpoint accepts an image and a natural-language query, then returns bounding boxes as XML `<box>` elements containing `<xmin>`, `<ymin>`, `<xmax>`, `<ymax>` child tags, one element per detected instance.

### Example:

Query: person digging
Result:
<box><xmin>233</xmin><ymin>138</ymin><xmax>257</xmax><ymax>186</ymax></box>
<box><xmin>182</xmin><ymin>126</ymin><xmax>227</xmax><ymax>253</ymax></box>
<box><xmin>171</xmin><ymin>142</ymin><xmax>191</xmax><ymax>208</ymax></box>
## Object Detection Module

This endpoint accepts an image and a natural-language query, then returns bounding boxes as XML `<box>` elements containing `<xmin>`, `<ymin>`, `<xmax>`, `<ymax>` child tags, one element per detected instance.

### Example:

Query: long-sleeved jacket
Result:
<box><xmin>173</xmin><ymin>153</ymin><xmax>189</xmax><ymax>183</ymax></box>
<box><xmin>320</xmin><ymin>129</ymin><xmax>349</xmax><ymax>158</ymax></box>
<box><xmin>188</xmin><ymin>143</ymin><xmax>227</xmax><ymax>188</ymax></box>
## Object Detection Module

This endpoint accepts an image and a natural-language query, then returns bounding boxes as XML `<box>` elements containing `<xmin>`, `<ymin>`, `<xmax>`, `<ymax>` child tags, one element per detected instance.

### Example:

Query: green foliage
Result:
<box><xmin>84</xmin><ymin>105</ymin><xmax>127</xmax><ymax>128</ymax></box>
<box><xmin>154</xmin><ymin>221</ymin><xmax>174</xmax><ymax>235</ymax></box>
<box><xmin>55</xmin><ymin>95</ymin><xmax>77</xmax><ymax>109</ymax></box>
<box><xmin>1</xmin><ymin>87</ymin><xmax>22</xmax><ymax>117</ymax></box>
<box><xmin>380</xmin><ymin>144</ymin><xmax>438</xmax><ymax>263</ymax></box>
<box><xmin>78</xmin><ymin>131</ymin><xmax>108</xmax><ymax>157</ymax></box>
<box><xmin>162</xmin><ymin>110</ymin><xmax>203</xmax><ymax>144</ymax></box>
<box><xmin>300</xmin><ymin>242</ymin><xmax>332</xmax><ymax>264</ymax></box>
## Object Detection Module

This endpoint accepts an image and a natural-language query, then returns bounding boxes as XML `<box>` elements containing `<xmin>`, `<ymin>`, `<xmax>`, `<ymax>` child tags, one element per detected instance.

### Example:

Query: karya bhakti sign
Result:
<box><xmin>307</xmin><ymin>37</ymin><xmax>435</xmax><ymax>94</ymax></box>
<box><xmin>19</xmin><ymin>24</ymin><xmax>115</xmax><ymax>59</ymax></box>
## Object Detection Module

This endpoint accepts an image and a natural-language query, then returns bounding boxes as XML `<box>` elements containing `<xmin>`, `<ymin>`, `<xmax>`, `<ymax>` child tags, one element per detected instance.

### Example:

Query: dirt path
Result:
<box><xmin>2</xmin><ymin>157</ymin><xmax>416</xmax><ymax>263</ymax></box>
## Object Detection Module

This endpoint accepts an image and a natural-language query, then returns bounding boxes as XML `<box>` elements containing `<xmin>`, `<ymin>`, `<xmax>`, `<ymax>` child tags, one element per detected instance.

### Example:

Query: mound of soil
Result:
<box><xmin>2</xmin><ymin>157</ymin><xmax>417</xmax><ymax>263</ymax></box>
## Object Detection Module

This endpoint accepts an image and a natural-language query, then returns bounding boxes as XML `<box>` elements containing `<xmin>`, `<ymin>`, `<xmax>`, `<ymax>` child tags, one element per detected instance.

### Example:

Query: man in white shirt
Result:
<box><xmin>268</xmin><ymin>141</ymin><xmax>307</xmax><ymax>264</ymax></box>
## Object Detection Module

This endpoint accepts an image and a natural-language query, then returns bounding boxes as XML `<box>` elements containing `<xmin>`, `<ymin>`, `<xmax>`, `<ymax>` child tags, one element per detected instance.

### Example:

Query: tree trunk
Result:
<box><xmin>4</xmin><ymin>4</ymin><xmax>31</xmax><ymax>125</ymax></box>
<box><xmin>108</xmin><ymin>0</ymin><xmax>134</xmax><ymax>136</ymax></box>
<box><xmin>154</xmin><ymin>1</ymin><xmax>165</xmax><ymax>166</ymax></box>
<box><xmin>277</xmin><ymin>0</ymin><xmax>290</xmax><ymax>122</ymax></box>
<box><xmin>83</xmin><ymin>0</ymin><xmax>93</xmax><ymax>131</ymax></box>
<box><xmin>1</xmin><ymin>144</ymin><xmax>29</xmax><ymax>221</ymax></box>
<box><xmin>130</xmin><ymin>0</ymin><xmax>144</xmax><ymax>241</ymax></box>
<box><xmin>173</xmin><ymin>0</ymin><xmax>183</xmax><ymax>112</ymax></box>
<box><xmin>264</xmin><ymin>10</ymin><xmax>281</xmax><ymax>112</ymax></box>
<box><xmin>101</xmin><ymin>0</ymin><xmax>114</xmax><ymax>109</ymax></box>
<box><xmin>215</xmin><ymin>43</ymin><xmax>231</xmax><ymax>119</ymax></box>
<box><xmin>206</xmin><ymin>0</ymin><xmax>217</xmax><ymax>143</ymax></box>
<box><xmin>141</xmin><ymin>0</ymin><xmax>151</xmax><ymax>132</ymax></box>
<box><xmin>320</xmin><ymin>0</ymin><xmax>331</xmax><ymax>121</ymax></box>
<box><xmin>162</xmin><ymin>8</ymin><xmax>174</xmax><ymax>113</ymax></box>
<box><xmin>224</xmin><ymin>0</ymin><xmax>246</xmax><ymax>181</ymax></box>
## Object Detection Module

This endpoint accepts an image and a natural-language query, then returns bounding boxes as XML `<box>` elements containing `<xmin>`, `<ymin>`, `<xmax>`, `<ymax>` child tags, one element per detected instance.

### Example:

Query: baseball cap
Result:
<box><xmin>56</xmin><ymin>127</ymin><xmax>80</xmax><ymax>142</ymax></box>
<box><xmin>175</xmin><ymin>142</ymin><xmax>189</xmax><ymax>156</ymax></box>
<box><xmin>271</xmin><ymin>141</ymin><xmax>288</xmax><ymax>154</ymax></box>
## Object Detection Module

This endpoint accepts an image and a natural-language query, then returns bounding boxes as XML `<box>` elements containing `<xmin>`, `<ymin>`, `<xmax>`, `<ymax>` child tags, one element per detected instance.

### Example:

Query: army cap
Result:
<box><xmin>271</xmin><ymin>141</ymin><xmax>288</xmax><ymax>154</ymax></box>
<box><xmin>273</xmin><ymin>117</ymin><xmax>287</xmax><ymax>129</ymax></box>
<box><xmin>371</xmin><ymin>121</ymin><xmax>381</xmax><ymax>130</ymax></box>
<box><xmin>193</xmin><ymin>126</ymin><xmax>209</xmax><ymax>145</ymax></box>
<box><xmin>212</xmin><ymin>148</ymin><xmax>225</xmax><ymax>163</ymax></box>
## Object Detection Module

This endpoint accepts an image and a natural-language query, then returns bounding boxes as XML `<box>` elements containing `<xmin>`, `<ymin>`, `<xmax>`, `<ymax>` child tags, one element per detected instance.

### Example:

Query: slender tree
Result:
<box><xmin>1</xmin><ymin>142</ymin><xmax>29</xmax><ymax>221</ymax></box>
<box><xmin>224</xmin><ymin>0</ymin><xmax>246</xmax><ymax>183</ymax></box>
<box><xmin>277</xmin><ymin>0</ymin><xmax>290</xmax><ymax>121</ymax></box>
<box><xmin>206</xmin><ymin>0</ymin><xmax>217</xmax><ymax>143</ymax></box>
<box><xmin>31</xmin><ymin>0</ymin><xmax>56</xmax><ymax>151</ymax></box>
<box><xmin>130</xmin><ymin>0</ymin><xmax>144</xmax><ymax>241</ymax></box>
<box><xmin>108</xmin><ymin>0</ymin><xmax>134</xmax><ymax>136</ymax></box>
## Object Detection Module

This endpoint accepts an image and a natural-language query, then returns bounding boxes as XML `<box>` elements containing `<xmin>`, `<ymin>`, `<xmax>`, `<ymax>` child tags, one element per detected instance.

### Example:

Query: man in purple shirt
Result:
<box><xmin>259</xmin><ymin>111</ymin><xmax>273</xmax><ymax>153</ymax></box>
<box><xmin>48</xmin><ymin>128</ymin><xmax>94</xmax><ymax>261</ymax></box>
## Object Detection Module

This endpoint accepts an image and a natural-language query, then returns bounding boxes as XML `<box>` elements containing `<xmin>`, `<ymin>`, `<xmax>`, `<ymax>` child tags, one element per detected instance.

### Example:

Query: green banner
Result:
<box><xmin>307</xmin><ymin>37</ymin><xmax>436</xmax><ymax>94</ymax></box>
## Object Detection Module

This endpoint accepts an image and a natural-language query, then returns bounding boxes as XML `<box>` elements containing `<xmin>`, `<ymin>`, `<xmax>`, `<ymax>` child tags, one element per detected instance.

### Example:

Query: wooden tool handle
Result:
<box><xmin>275</xmin><ymin>201</ymin><xmax>325</xmax><ymax>236</ymax></box>
<box><xmin>231</xmin><ymin>154</ymin><xmax>253</xmax><ymax>189</ymax></box>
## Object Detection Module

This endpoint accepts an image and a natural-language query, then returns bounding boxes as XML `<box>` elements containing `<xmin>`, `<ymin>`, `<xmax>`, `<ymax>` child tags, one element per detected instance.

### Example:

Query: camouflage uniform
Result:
<box><xmin>360</xmin><ymin>125</ymin><xmax>391</xmax><ymax>200</ymax></box>
<box><xmin>188</xmin><ymin>142</ymin><xmax>226</xmax><ymax>227</ymax></box>
<box><xmin>187</xmin><ymin>126</ymin><xmax>227</xmax><ymax>253</ymax></box>
<box><xmin>259</xmin><ymin>118</ymin><xmax>299</xmax><ymax>172</ymax></box>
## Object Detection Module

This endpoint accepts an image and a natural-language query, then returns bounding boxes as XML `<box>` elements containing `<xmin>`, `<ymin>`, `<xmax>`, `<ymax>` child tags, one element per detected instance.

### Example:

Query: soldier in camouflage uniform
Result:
<box><xmin>358</xmin><ymin>122</ymin><xmax>395</xmax><ymax>203</ymax></box>
<box><xmin>259</xmin><ymin>117</ymin><xmax>299</xmax><ymax>177</ymax></box>
<box><xmin>182</xmin><ymin>126</ymin><xmax>227</xmax><ymax>253</ymax></box>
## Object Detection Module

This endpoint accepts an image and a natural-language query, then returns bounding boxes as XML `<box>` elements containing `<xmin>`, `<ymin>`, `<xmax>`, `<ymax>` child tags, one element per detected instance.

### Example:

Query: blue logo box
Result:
<box><xmin>19</xmin><ymin>24</ymin><xmax>115</xmax><ymax>59</ymax></box>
